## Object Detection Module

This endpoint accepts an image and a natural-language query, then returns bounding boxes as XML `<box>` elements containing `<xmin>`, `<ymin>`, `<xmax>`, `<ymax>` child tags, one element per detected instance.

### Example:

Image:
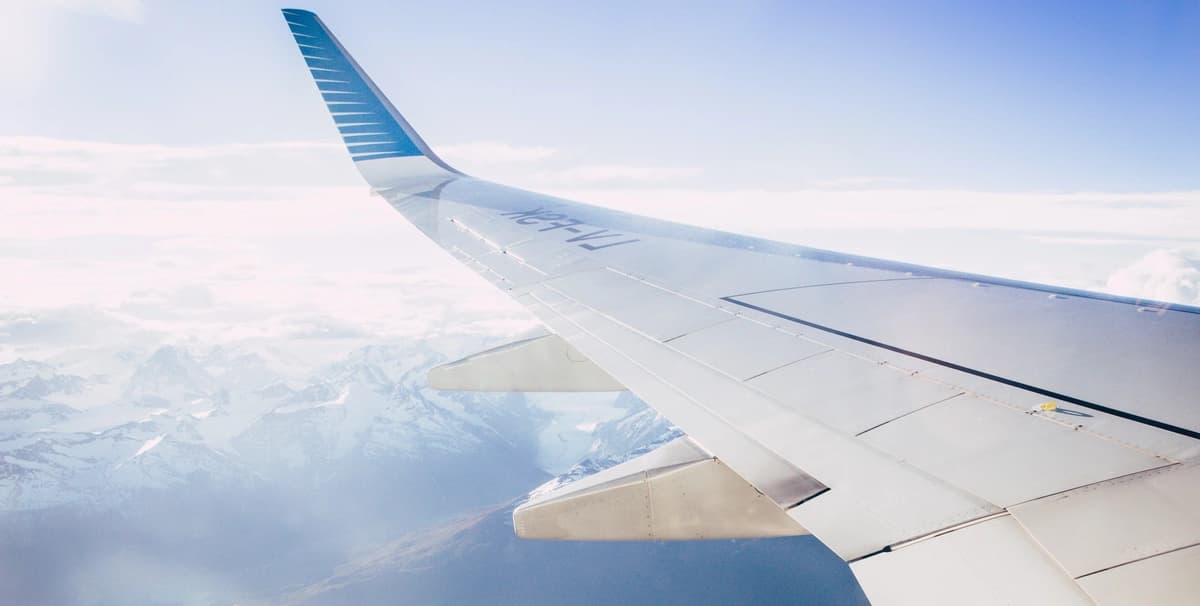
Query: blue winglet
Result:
<box><xmin>282</xmin><ymin>9</ymin><xmax>457</xmax><ymax>173</ymax></box>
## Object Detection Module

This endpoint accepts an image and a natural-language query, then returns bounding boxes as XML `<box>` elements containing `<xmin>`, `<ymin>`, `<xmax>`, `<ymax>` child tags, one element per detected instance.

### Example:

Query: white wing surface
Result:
<box><xmin>281</xmin><ymin>9</ymin><xmax>1200</xmax><ymax>605</ymax></box>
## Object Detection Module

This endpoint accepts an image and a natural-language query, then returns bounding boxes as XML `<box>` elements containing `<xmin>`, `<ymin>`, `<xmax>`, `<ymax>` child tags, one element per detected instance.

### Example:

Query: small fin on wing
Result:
<box><xmin>281</xmin><ymin>9</ymin><xmax>459</xmax><ymax>188</ymax></box>
<box><xmin>514</xmin><ymin>437</ymin><xmax>810</xmax><ymax>540</ymax></box>
<box><xmin>429</xmin><ymin>333</ymin><xmax>625</xmax><ymax>392</ymax></box>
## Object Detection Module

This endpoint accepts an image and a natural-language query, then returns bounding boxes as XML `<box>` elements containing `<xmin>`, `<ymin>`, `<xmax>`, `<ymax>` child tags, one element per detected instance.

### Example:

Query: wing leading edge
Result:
<box><xmin>281</xmin><ymin>10</ymin><xmax>1200</xmax><ymax>606</ymax></box>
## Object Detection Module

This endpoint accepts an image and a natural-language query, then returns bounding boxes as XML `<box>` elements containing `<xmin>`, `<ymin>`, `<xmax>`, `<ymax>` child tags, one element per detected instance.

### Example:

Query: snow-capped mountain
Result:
<box><xmin>0</xmin><ymin>359</ymin><xmax>86</xmax><ymax>401</ymax></box>
<box><xmin>0</xmin><ymin>360</ymin><xmax>81</xmax><ymax>438</ymax></box>
<box><xmin>0</xmin><ymin>337</ymin><xmax>655</xmax><ymax>512</ymax></box>
<box><xmin>201</xmin><ymin>347</ymin><xmax>289</xmax><ymax>391</ymax></box>
<box><xmin>529</xmin><ymin>393</ymin><xmax>681</xmax><ymax>499</ymax></box>
<box><xmin>0</xmin><ymin>333</ymin><xmax>866</xmax><ymax>606</ymax></box>
<box><xmin>123</xmin><ymin>345</ymin><xmax>219</xmax><ymax>407</ymax></box>
<box><xmin>584</xmin><ymin>391</ymin><xmax>680</xmax><ymax>462</ymax></box>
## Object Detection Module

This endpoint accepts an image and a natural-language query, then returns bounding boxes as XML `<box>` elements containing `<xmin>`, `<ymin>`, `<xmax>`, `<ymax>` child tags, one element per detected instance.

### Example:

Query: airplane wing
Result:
<box><xmin>280</xmin><ymin>9</ymin><xmax>1200</xmax><ymax>605</ymax></box>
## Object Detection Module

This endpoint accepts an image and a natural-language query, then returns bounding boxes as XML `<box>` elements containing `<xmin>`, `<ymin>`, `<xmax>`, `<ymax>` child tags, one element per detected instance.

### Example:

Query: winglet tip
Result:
<box><xmin>281</xmin><ymin>8</ymin><xmax>317</xmax><ymax>21</ymax></box>
<box><xmin>280</xmin><ymin>6</ymin><xmax>460</xmax><ymax>184</ymax></box>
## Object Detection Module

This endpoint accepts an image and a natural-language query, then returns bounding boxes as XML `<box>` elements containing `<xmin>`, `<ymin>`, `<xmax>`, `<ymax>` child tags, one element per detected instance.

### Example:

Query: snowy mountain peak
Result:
<box><xmin>141</xmin><ymin>346</ymin><xmax>201</xmax><ymax>374</ymax></box>
<box><xmin>124</xmin><ymin>346</ymin><xmax>216</xmax><ymax>406</ymax></box>
<box><xmin>0</xmin><ymin>337</ymin><xmax>671</xmax><ymax>513</ymax></box>
<box><xmin>318</xmin><ymin>344</ymin><xmax>444</xmax><ymax>389</ymax></box>
<box><xmin>0</xmin><ymin>359</ymin><xmax>55</xmax><ymax>381</ymax></box>
<box><xmin>0</xmin><ymin>359</ymin><xmax>86</xmax><ymax>400</ymax></box>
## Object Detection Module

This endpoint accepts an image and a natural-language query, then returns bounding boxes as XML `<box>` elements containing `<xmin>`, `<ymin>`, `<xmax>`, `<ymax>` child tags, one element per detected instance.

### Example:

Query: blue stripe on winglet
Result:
<box><xmin>337</xmin><ymin>124</ymin><xmax>390</xmax><ymax>135</ymax></box>
<box><xmin>341</xmin><ymin>134</ymin><xmax>394</xmax><ymax>144</ymax></box>
<box><xmin>347</xmin><ymin>142</ymin><xmax>410</xmax><ymax>154</ymax></box>
<box><xmin>282</xmin><ymin>9</ymin><xmax>423</xmax><ymax>161</ymax></box>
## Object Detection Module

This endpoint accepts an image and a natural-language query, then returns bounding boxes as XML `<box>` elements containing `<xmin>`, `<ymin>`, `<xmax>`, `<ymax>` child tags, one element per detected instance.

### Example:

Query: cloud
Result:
<box><xmin>0</xmin><ymin>136</ymin><xmax>540</xmax><ymax>350</ymax></box>
<box><xmin>0</xmin><ymin>136</ymin><xmax>348</xmax><ymax>189</ymax></box>
<box><xmin>0</xmin><ymin>306</ymin><xmax>151</xmax><ymax>348</ymax></box>
<box><xmin>436</xmin><ymin>141</ymin><xmax>557</xmax><ymax>165</ymax></box>
<box><xmin>0</xmin><ymin>136</ymin><xmax>337</xmax><ymax>164</ymax></box>
<box><xmin>424</xmin><ymin>141</ymin><xmax>700</xmax><ymax>187</ymax></box>
<box><xmin>274</xmin><ymin>314</ymin><xmax>373</xmax><ymax>340</ymax></box>
<box><xmin>539</xmin><ymin>186</ymin><xmax>1200</xmax><ymax>241</ymax></box>
<box><xmin>544</xmin><ymin>164</ymin><xmax>703</xmax><ymax>185</ymax></box>
<box><xmin>3</xmin><ymin>134</ymin><xmax>1199</xmax><ymax>335</ymax></box>
<box><xmin>1105</xmin><ymin>249</ymin><xmax>1200</xmax><ymax>305</ymax></box>
<box><xmin>5</xmin><ymin>136</ymin><xmax>1198</xmax><ymax>249</ymax></box>
<box><xmin>1022</xmin><ymin>235</ymin><xmax>1145</xmax><ymax>246</ymax></box>
<box><xmin>808</xmin><ymin>176</ymin><xmax>914</xmax><ymax>189</ymax></box>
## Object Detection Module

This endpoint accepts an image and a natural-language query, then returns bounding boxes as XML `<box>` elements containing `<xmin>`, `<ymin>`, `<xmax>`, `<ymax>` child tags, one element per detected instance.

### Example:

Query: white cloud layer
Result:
<box><xmin>436</xmin><ymin>141</ymin><xmax>557</xmax><ymax>165</ymax></box>
<box><xmin>1</xmin><ymin>133</ymin><xmax>1197</xmax><ymax>366</ymax></box>
<box><xmin>543</xmin><ymin>164</ymin><xmax>703</xmax><ymax>184</ymax></box>
<box><xmin>1105</xmin><ymin>249</ymin><xmax>1200</xmax><ymax>305</ymax></box>
<box><xmin>0</xmin><ymin>136</ymin><xmax>538</xmax><ymax>358</ymax></box>
<box><xmin>542</xmin><ymin>187</ymin><xmax>1200</xmax><ymax>240</ymax></box>
<box><xmin>0</xmin><ymin>136</ymin><xmax>346</xmax><ymax>186</ymax></box>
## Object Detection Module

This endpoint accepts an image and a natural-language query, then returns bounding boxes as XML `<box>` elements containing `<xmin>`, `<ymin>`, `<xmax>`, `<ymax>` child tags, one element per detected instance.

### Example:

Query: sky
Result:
<box><xmin>4</xmin><ymin>0</ymin><xmax>1199</xmax><ymax>190</ymax></box>
<box><xmin>1</xmin><ymin>0</ymin><xmax>1198</xmax><ymax>357</ymax></box>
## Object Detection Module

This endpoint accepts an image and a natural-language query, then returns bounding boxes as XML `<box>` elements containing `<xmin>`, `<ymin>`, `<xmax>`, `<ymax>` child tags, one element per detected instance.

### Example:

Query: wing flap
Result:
<box><xmin>514</xmin><ymin>436</ymin><xmax>812</xmax><ymax>540</ymax></box>
<box><xmin>747</xmin><ymin>348</ymin><xmax>964</xmax><ymax>435</ymax></box>
<box><xmin>859</xmin><ymin>393</ymin><xmax>1171</xmax><ymax>507</ymax></box>
<box><xmin>521</xmin><ymin>283</ymin><xmax>1000</xmax><ymax>558</ymax></box>
<box><xmin>1077</xmin><ymin>544</ymin><xmax>1200</xmax><ymax>606</ymax></box>
<box><xmin>664</xmin><ymin>316</ymin><xmax>832</xmax><ymax>381</ymax></box>
<box><xmin>850</xmin><ymin>515</ymin><xmax>1095</xmax><ymax>606</ymax></box>
<box><xmin>428</xmin><ymin>332</ymin><xmax>623</xmax><ymax>392</ymax></box>
<box><xmin>1010</xmin><ymin>463</ymin><xmax>1200</xmax><ymax>578</ymax></box>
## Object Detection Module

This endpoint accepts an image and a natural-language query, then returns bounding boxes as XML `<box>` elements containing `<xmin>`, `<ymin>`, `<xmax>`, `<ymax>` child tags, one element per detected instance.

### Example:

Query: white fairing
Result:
<box><xmin>282</xmin><ymin>9</ymin><xmax>1200</xmax><ymax>605</ymax></box>
<box><xmin>428</xmin><ymin>333</ymin><xmax>624</xmax><ymax>392</ymax></box>
<box><xmin>514</xmin><ymin>437</ymin><xmax>810</xmax><ymax>540</ymax></box>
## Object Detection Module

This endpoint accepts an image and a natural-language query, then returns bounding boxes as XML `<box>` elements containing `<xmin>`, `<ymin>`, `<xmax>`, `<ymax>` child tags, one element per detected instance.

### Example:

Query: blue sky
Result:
<box><xmin>4</xmin><ymin>0</ymin><xmax>1198</xmax><ymax>191</ymax></box>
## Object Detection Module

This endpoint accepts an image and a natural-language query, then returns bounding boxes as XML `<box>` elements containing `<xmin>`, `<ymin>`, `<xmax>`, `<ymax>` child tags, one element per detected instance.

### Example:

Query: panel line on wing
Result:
<box><xmin>882</xmin><ymin>511</ymin><xmax>1013</xmax><ymax>554</ymax></box>
<box><xmin>726</xmin><ymin>276</ymin><xmax>935</xmax><ymax>299</ymax></box>
<box><xmin>1073</xmin><ymin>541</ymin><xmax>1200</xmax><ymax>580</ymax></box>
<box><xmin>854</xmin><ymin>392</ymin><xmax>967</xmax><ymax>436</ymax></box>
<box><xmin>740</xmin><ymin>348</ymin><xmax>836</xmax><ymax>382</ymax></box>
<box><xmin>721</xmin><ymin>296</ymin><xmax>1200</xmax><ymax>441</ymax></box>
